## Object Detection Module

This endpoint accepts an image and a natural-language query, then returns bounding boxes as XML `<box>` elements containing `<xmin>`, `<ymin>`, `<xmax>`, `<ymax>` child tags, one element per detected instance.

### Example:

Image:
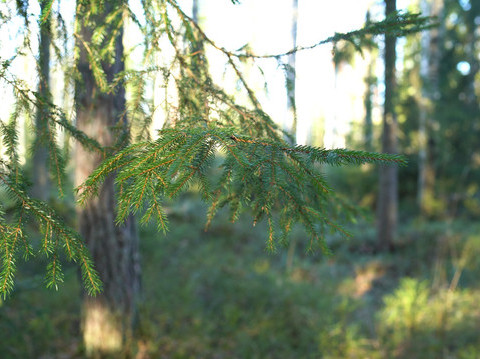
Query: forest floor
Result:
<box><xmin>2</xmin><ymin>194</ymin><xmax>480</xmax><ymax>358</ymax></box>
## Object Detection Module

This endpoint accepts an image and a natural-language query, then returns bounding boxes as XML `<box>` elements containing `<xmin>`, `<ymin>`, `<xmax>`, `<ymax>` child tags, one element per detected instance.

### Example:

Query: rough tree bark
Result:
<box><xmin>75</xmin><ymin>2</ymin><xmax>140</xmax><ymax>356</ymax></box>
<box><xmin>377</xmin><ymin>0</ymin><xmax>398</xmax><ymax>251</ymax></box>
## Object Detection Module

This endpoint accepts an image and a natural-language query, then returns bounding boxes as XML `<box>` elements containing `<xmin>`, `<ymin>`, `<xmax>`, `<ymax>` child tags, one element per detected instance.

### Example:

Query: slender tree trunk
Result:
<box><xmin>286</xmin><ymin>0</ymin><xmax>298</xmax><ymax>142</ymax></box>
<box><xmin>285</xmin><ymin>0</ymin><xmax>298</xmax><ymax>273</ymax></box>
<box><xmin>418</xmin><ymin>0</ymin><xmax>441</xmax><ymax>216</ymax></box>
<box><xmin>364</xmin><ymin>11</ymin><xmax>375</xmax><ymax>152</ymax></box>
<box><xmin>417</xmin><ymin>0</ymin><xmax>430</xmax><ymax>214</ymax></box>
<box><xmin>364</xmin><ymin>60</ymin><xmax>375</xmax><ymax>152</ymax></box>
<box><xmin>192</xmin><ymin>0</ymin><xmax>199</xmax><ymax>22</ymax></box>
<box><xmin>191</xmin><ymin>0</ymin><xmax>204</xmax><ymax>70</ymax></box>
<box><xmin>377</xmin><ymin>0</ymin><xmax>398</xmax><ymax>251</ymax></box>
<box><xmin>32</xmin><ymin>0</ymin><xmax>51</xmax><ymax>201</ymax></box>
<box><xmin>75</xmin><ymin>2</ymin><xmax>140</xmax><ymax>356</ymax></box>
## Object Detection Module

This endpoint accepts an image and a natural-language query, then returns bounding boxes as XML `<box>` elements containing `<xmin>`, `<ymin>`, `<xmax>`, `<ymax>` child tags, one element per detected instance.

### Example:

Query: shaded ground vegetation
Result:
<box><xmin>2</xmin><ymin>180</ymin><xmax>480</xmax><ymax>358</ymax></box>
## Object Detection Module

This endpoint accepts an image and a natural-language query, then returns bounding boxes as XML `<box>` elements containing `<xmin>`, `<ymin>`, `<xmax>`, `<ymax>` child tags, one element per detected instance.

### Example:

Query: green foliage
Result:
<box><xmin>380</xmin><ymin>277</ymin><xmax>430</xmax><ymax>336</ymax></box>
<box><xmin>0</xmin><ymin>92</ymin><xmax>103</xmax><ymax>297</ymax></box>
<box><xmin>0</xmin><ymin>165</ymin><xmax>102</xmax><ymax>298</ymax></box>
<box><xmin>39</xmin><ymin>0</ymin><xmax>54</xmax><ymax>24</ymax></box>
<box><xmin>0</xmin><ymin>58</ymin><xmax>103</xmax><ymax>296</ymax></box>
<box><xmin>0</xmin><ymin>19</ymin><xmax>104</xmax><ymax>296</ymax></box>
<box><xmin>79</xmin><ymin>127</ymin><xmax>405</xmax><ymax>253</ymax></box>
<box><xmin>378</xmin><ymin>279</ymin><xmax>480</xmax><ymax>358</ymax></box>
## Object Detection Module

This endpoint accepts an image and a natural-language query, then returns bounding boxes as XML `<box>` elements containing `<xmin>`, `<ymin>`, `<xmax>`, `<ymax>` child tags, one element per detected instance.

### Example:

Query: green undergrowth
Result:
<box><xmin>1</xmin><ymin>194</ymin><xmax>480</xmax><ymax>358</ymax></box>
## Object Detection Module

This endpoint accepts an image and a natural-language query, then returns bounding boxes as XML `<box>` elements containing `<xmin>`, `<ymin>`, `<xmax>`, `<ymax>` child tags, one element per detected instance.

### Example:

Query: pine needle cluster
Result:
<box><xmin>78</xmin><ymin>127</ymin><xmax>405</xmax><ymax>254</ymax></box>
<box><xmin>0</xmin><ymin>161</ymin><xmax>102</xmax><ymax>298</ymax></box>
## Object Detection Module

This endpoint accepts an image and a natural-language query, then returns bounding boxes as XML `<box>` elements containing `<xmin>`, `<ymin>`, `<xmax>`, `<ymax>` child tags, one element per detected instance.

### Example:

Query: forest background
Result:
<box><xmin>1</xmin><ymin>0</ymin><xmax>480</xmax><ymax>358</ymax></box>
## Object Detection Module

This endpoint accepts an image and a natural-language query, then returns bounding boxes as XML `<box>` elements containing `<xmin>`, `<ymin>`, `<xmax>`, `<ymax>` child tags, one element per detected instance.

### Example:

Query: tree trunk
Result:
<box><xmin>285</xmin><ymin>0</ymin><xmax>299</xmax><ymax>272</ymax></box>
<box><xmin>32</xmin><ymin>0</ymin><xmax>51</xmax><ymax>201</ymax></box>
<box><xmin>417</xmin><ymin>0</ymin><xmax>430</xmax><ymax>215</ymax></box>
<box><xmin>377</xmin><ymin>0</ymin><xmax>398</xmax><ymax>251</ymax></box>
<box><xmin>286</xmin><ymin>0</ymin><xmax>298</xmax><ymax>142</ymax></box>
<box><xmin>364</xmin><ymin>11</ymin><xmax>375</xmax><ymax>152</ymax></box>
<box><xmin>75</xmin><ymin>3</ymin><xmax>140</xmax><ymax>356</ymax></box>
<box><xmin>192</xmin><ymin>0</ymin><xmax>199</xmax><ymax>22</ymax></box>
<box><xmin>418</xmin><ymin>0</ymin><xmax>441</xmax><ymax>216</ymax></box>
<box><xmin>364</xmin><ymin>60</ymin><xmax>375</xmax><ymax>152</ymax></box>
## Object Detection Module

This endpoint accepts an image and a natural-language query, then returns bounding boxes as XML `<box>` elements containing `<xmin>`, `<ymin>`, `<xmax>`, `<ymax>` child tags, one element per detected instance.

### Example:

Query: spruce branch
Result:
<box><xmin>79</xmin><ymin>127</ymin><xmax>405</xmax><ymax>253</ymax></box>
<box><xmin>40</xmin><ymin>0</ymin><xmax>55</xmax><ymax>24</ymax></box>
<box><xmin>0</xmin><ymin>168</ymin><xmax>102</xmax><ymax>297</ymax></box>
<box><xmin>0</xmin><ymin>66</ymin><xmax>103</xmax><ymax>152</ymax></box>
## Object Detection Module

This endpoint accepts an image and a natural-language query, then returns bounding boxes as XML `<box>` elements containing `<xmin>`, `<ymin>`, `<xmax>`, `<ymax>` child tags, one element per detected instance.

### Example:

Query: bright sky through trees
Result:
<box><xmin>195</xmin><ymin>0</ymin><xmax>376</xmax><ymax>147</ymax></box>
<box><xmin>0</xmin><ymin>0</ymin><xmax>414</xmax><ymax>153</ymax></box>
<box><xmin>176</xmin><ymin>0</ymin><xmax>413</xmax><ymax>147</ymax></box>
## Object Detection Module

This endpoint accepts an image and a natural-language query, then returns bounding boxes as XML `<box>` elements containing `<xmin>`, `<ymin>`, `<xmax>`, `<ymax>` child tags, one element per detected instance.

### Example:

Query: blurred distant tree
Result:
<box><xmin>377</xmin><ymin>0</ymin><xmax>398</xmax><ymax>251</ymax></box>
<box><xmin>363</xmin><ymin>11</ymin><xmax>377</xmax><ymax>152</ymax></box>
<box><xmin>285</xmin><ymin>0</ymin><xmax>299</xmax><ymax>272</ymax></box>
<box><xmin>286</xmin><ymin>0</ymin><xmax>298</xmax><ymax>142</ymax></box>
<box><xmin>333</xmin><ymin>11</ymin><xmax>377</xmax><ymax>151</ymax></box>
<box><xmin>32</xmin><ymin>0</ymin><xmax>52</xmax><ymax>201</ymax></box>
<box><xmin>192</xmin><ymin>0</ymin><xmax>199</xmax><ymax>22</ymax></box>
<box><xmin>364</xmin><ymin>60</ymin><xmax>376</xmax><ymax>152</ymax></box>
<box><xmin>417</xmin><ymin>0</ymin><xmax>442</xmax><ymax>216</ymax></box>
